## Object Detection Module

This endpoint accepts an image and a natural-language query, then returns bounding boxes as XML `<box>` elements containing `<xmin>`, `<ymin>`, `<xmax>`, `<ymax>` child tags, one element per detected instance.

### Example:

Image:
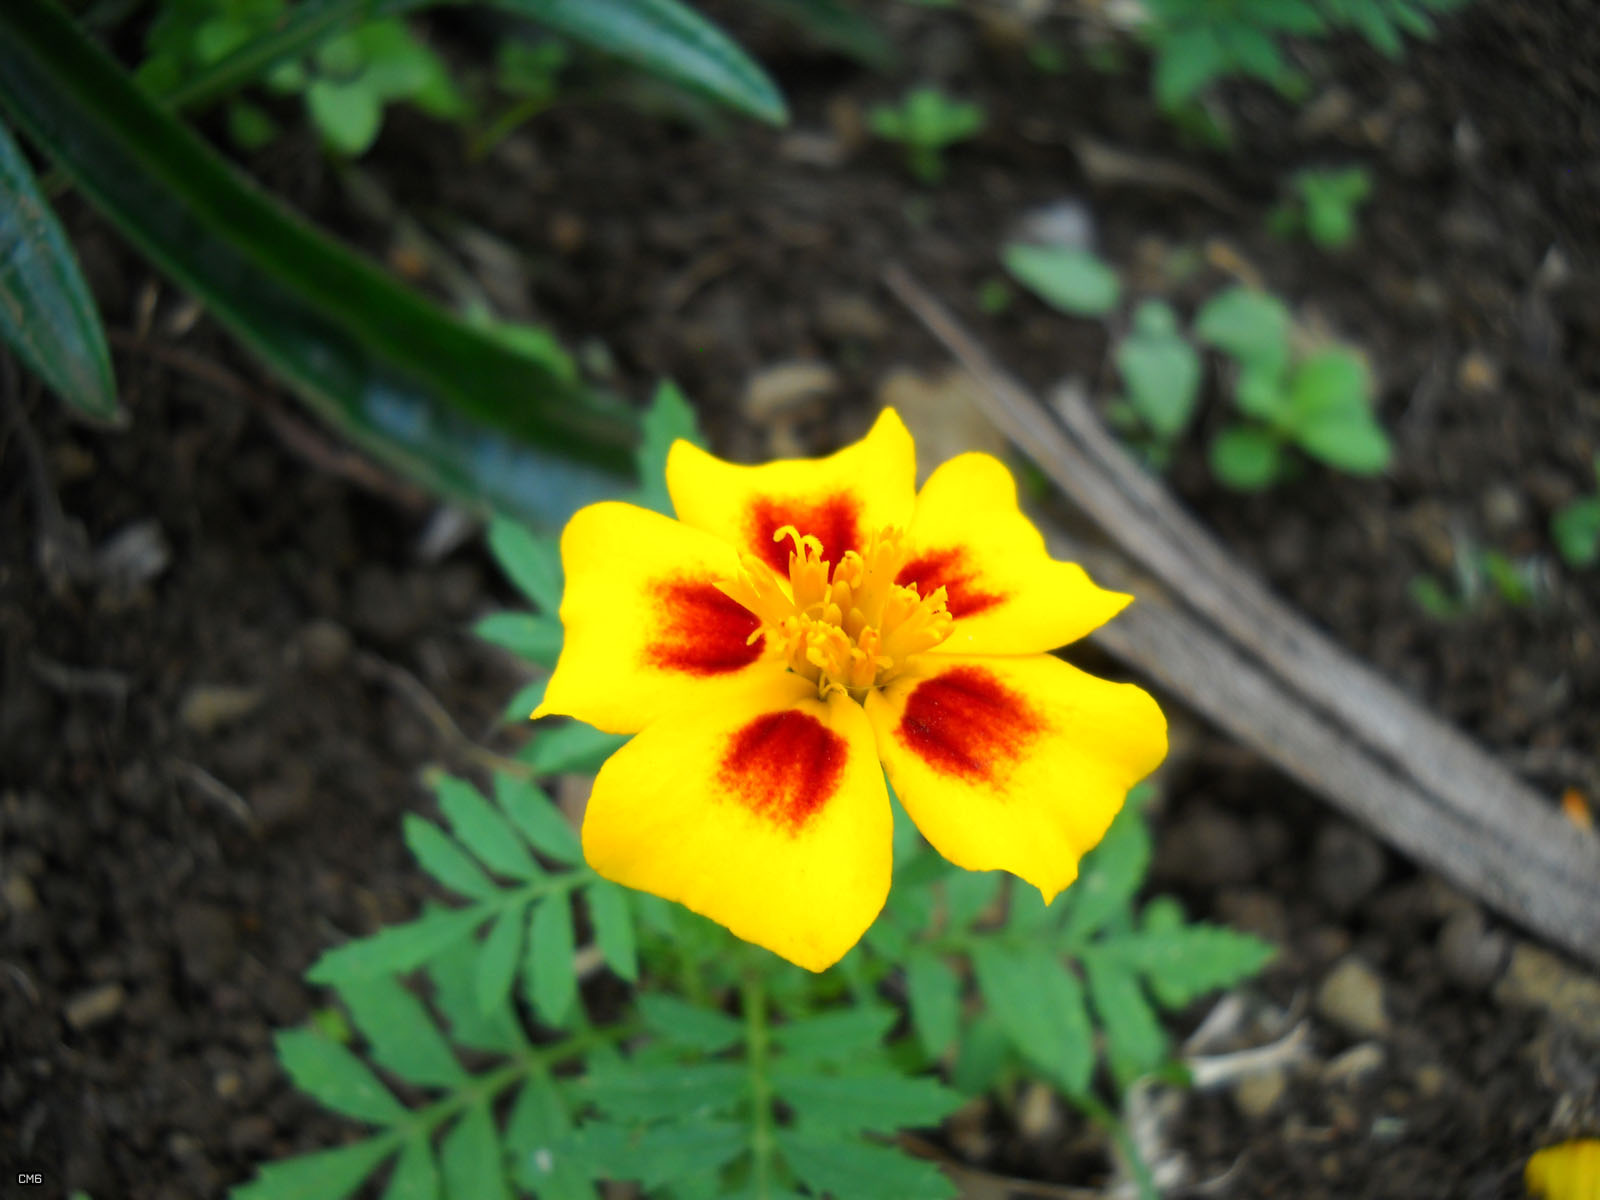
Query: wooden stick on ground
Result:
<box><xmin>883</xmin><ymin>264</ymin><xmax>1600</xmax><ymax>970</ymax></box>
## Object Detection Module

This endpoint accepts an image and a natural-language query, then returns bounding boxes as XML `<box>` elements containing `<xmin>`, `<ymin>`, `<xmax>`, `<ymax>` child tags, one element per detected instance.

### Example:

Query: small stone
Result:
<box><xmin>173</xmin><ymin>901</ymin><xmax>239</xmax><ymax>986</ymax></box>
<box><xmin>1481</xmin><ymin>484</ymin><xmax>1527</xmax><ymax>533</ymax></box>
<box><xmin>741</xmin><ymin>361</ymin><xmax>839</xmax><ymax>424</ymax></box>
<box><xmin>1016</xmin><ymin>1080</ymin><xmax>1060</xmax><ymax>1140</ymax></box>
<box><xmin>2</xmin><ymin>873</ymin><xmax>39</xmax><ymax>916</ymax></box>
<box><xmin>179</xmin><ymin>685</ymin><xmax>265</xmax><ymax>736</ymax></box>
<box><xmin>815</xmin><ymin>292</ymin><xmax>889</xmax><ymax>342</ymax></box>
<box><xmin>1311</xmin><ymin>823</ymin><xmax>1387</xmax><ymax>914</ymax></box>
<box><xmin>548</xmin><ymin>212</ymin><xmax>586</xmax><ymax>254</ymax></box>
<box><xmin>65</xmin><ymin>983</ymin><xmax>125</xmax><ymax>1030</ymax></box>
<box><xmin>297</xmin><ymin>619</ymin><xmax>352</xmax><ymax>674</ymax></box>
<box><xmin>1413</xmin><ymin>1064</ymin><xmax>1448</xmax><ymax>1098</ymax></box>
<box><xmin>1456</xmin><ymin>350</ymin><xmax>1500</xmax><ymax>393</ymax></box>
<box><xmin>1493</xmin><ymin>943</ymin><xmax>1600</xmax><ymax>1043</ymax></box>
<box><xmin>1215</xmin><ymin>889</ymin><xmax>1290</xmax><ymax>944</ymax></box>
<box><xmin>1232</xmin><ymin>1067</ymin><xmax>1287</xmax><ymax>1119</ymax></box>
<box><xmin>1317</xmin><ymin>957</ymin><xmax>1390</xmax><ymax>1038</ymax></box>
<box><xmin>214</xmin><ymin>1069</ymin><xmax>242</xmax><ymax>1099</ymax></box>
<box><xmin>1436</xmin><ymin>907</ymin><xmax>1510</xmax><ymax>990</ymax></box>
<box><xmin>1323</xmin><ymin>1042</ymin><xmax>1386</xmax><ymax>1088</ymax></box>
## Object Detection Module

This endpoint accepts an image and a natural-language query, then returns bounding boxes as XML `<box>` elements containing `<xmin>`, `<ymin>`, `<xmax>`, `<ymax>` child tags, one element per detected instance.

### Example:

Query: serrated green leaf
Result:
<box><xmin>1082</xmin><ymin>949</ymin><xmax>1167</xmax><ymax>1088</ymax></box>
<box><xmin>1209</xmin><ymin>426</ymin><xmax>1284</xmax><ymax>491</ymax></box>
<box><xmin>559</xmin><ymin>1122</ymin><xmax>746</xmax><ymax>1191</ymax></box>
<box><xmin>476</xmin><ymin>902</ymin><xmax>528</xmax><ymax>1017</ymax></box>
<box><xmin>941</xmin><ymin>869</ymin><xmax>1001</xmax><ymax>932</ymax></box>
<box><xmin>637</xmin><ymin>994</ymin><xmax>744</xmax><ymax>1053</ymax></box>
<box><xmin>527</xmin><ymin>894</ymin><xmax>578</xmax><ymax>1026</ymax></box>
<box><xmin>501</xmin><ymin>675</ymin><xmax>549</xmax><ymax>724</ymax></box>
<box><xmin>583</xmin><ymin>1062</ymin><xmax>748</xmax><ymax>1122</ymax></box>
<box><xmin>404</xmin><ymin>816</ymin><xmax>499</xmax><ymax>901</ymax></box>
<box><xmin>1195</xmin><ymin>286</ymin><xmax>1291</xmax><ymax>369</ymax></box>
<box><xmin>972</xmin><ymin>945</ymin><xmax>1094</xmax><ymax>1096</ymax></box>
<box><xmin>777</xmin><ymin>1132</ymin><xmax>957</xmax><ymax>1200</ymax></box>
<box><xmin>773</xmin><ymin>1005</ymin><xmax>897</xmax><ymax>1063</ymax></box>
<box><xmin>427</xmin><ymin>931</ymin><xmax>526</xmax><ymax>1055</ymax></box>
<box><xmin>382</xmin><ymin>1137</ymin><xmax>439</xmax><ymax>1200</ymax></box>
<box><xmin>231</xmin><ymin>1137</ymin><xmax>394</xmax><ymax>1200</ymax></box>
<box><xmin>1153</xmin><ymin>27</ymin><xmax>1228</xmax><ymax>107</ymax></box>
<box><xmin>1552</xmin><ymin>497</ymin><xmax>1600</xmax><ymax>568</ymax></box>
<box><xmin>432</xmin><ymin>774</ymin><xmax>543</xmax><ymax>881</ymax></box>
<box><xmin>275</xmin><ymin>1028</ymin><xmax>407</xmax><ymax>1125</ymax></box>
<box><xmin>1108</xmin><ymin>904</ymin><xmax>1276</xmax><ymax>1009</ymax></box>
<box><xmin>949</xmin><ymin>1012</ymin><xmax>1012</xmax><ymax>1097</ymax></box>
<box><xmin>473</xmin><ymin>612</ymin><xmax>565</xmax><ymax>666</ymax></box>
<box><xmin>309</xmin><ymin>906</ymin><xmax>486</xmax><ymax>984</ymax></box>
<box><xmin>440</xmin><ymin>1103</ymin><xmax>509</xmax><ymax>1200</ymax></box>
<box><xmin>906</xmin><ymin>951</ymin><xmax>961</xmax><ymax>1059</ymax></box>
<box><xmin>521</xmin><ymin>720</ymin><xmax>631</xmax><ymax>775</ymax></box>
<box><xmin>493</xmin><ymin>775</ymin><xmax>585</xmax><ymax>864</ymax></box>
<box><xmin>588</xmin><ymin>879</ymin><xmax>638</xmax><ymax>982</ymax></box>
<box><xmin>1002</xmin><ymin>244</ymin><xmax>1121</xmax><ymax>317</ymax></box>
<box><xmin>774</xmin><ymin>1070</ymin><xmax>962</xmax><ymax>1134</ymax></box>
<box><xmin>1062</xmin><ymin>802</ymin><xmax>1151</xmax><ymax>945</ymax></box>
<box><xmin>338</xmin><ymin>975</ymin><xmax>466</xmax><ymax>1089</ymax></box>
<box><xmin>487</xmin><ymin>517</ymin><xmax>564</xmax><ymax>612</ymax></box>
<box><xmin>632</xmin><ymin>378</ymin><xmax>704</xmax><ymax>513</ymax></box>
<box><xmin>0</xmin><ymin>120</ymin><xmax>118</xmax><ymax>421</ymax></box>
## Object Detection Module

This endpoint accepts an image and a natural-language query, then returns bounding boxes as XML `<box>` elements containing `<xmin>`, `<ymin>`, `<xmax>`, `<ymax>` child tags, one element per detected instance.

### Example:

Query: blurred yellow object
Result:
<box><xmin>1527</xmin><ymin>1140</ymin><xmax>1600</xmax><ymax>1200</ymax></box>
<box><xmin>1561</xmin><ymin>787</ymin><xmax>1594</xmax><ymax>832</ymax></box>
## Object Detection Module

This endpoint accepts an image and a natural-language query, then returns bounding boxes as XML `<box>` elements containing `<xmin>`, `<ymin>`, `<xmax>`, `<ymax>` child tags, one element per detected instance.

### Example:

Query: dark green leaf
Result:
<box><xmin>777</xmin><ymin>1132</ymin><xmax>957</xmax><ymax>1200</ymax></box>
<box><xmin>427</xmin><ymin>930</ymin><xmax>526</xmax><ymax>1055</ymax></box>
<box><xmin>473</xmin><ymin>612</ymin><xmax>565</xmax><ymax>666</ymax></box>
<box><xmin>231</xmin><ymin>1137</ymin><xmax>394</xmax><ymax>1200</ymax></box>
<box><xmin>527</xmin><ymin>894</ymin><xmax>578</xmax><ymax>1026</ymax></box>
<box><xmin>637</xmin><ymin>993</ymin><xmax>744</xmax><ymax>1054</ymax></box>
<box><xmin>748</xmin><ymin>0</ymin><xmax>895</xmax><ymax>67</ymax></box>
<box><xmin>560</xmin><ymin>1121</ymin><xmax>747</xmax><ymax>1190</ymax></box>
<box><xmin>972</xmin><ymin>945</ymin><xmax>1094</xmax><ymax>1096</ymax></box>
<box><xmin>475</xmin><ymin>902</ymin><xmax>528</xmax><ymax>1017</ymax></box>
<box><xmin>1153</xmin><ymin>27</ymin><xmax>1228</xmax><ymax>107</ymax></box>
<box><xmin>522</xmin><ymin>720</ymin><xmax>630</xmax><ymax>775</ymax></box>
<box><xmin>309</xmin><ymin>906</ymin><xmax>486</xmax><ymax>984</ymax></box>
<box><xmin>1209</xmin><ymin>426</ymin><xmax>1284</xmax><ymax>491</ymax></box>
<box><xmin>1082</xmin><ymin>949</ymin><xmax>1167</xmax><ymax>1088</ymax></box>
<box><xmin>582</xmin><ymin>1062</ymin><xmax>748</xmax><ymax>1122</ymax></box>
<box><xmin>501</xmin><ymin>676</ymin><xmax>549</xmax><ymax>724</ymax></box>
<box><xmin>1552</xmin><ymin>497</ymin><xmax>1600</xmax><ymax>568</ymax></box>
<box><xmin>1061</xmin><ymin>802</ymin><xmax>1151</xmax><ymax>945</ymax></box>
<box><xmin>588</xmin><ymin>879</ymin><xmax>638</xmax><ymax>982</ymax></box>
<box><xmin>631</xmin><ymin>378</ymin><xmax>703</xmax><ymax>514</ymax></box>
<box><xmin>1194</xmin><ymin>286</ymin><xmax>1291</xmax><ymax>369</ymax></box>
<box><xmin>941</xmin><ymin>869</ymin><xmax>1001</xmax><ymax>932</ymax></box>
<box><xmin>0</xmin><ymin>119</ymin><xmax>118</xmax><ymax>421</ymax></box>
<box><xmin>404</xmin><ymin>816</ymin><xmax>499</xmax><ymax>900</ymax></box>
<box><xmin>1295</xmin><ymin>413</ymin><xmax>1391</xmax><ymax>474</ymax></box>
<box><xmin>773</xmin><ymin>1070</ymin><xmax>962</xmax><ymax>1134</ymax></box>
<box><xmin>440</xmin><ymin>1103</ymin><xmax>510</xmax><ymax>1200</ymax></box>
<box><xmin>487</xmin><ymin>516</ymin><xmax>563</xmax><ymax>612</ymax></box>
<box><xmin>493</xmin><ymin>774</ymin><xmax>585</xmax><ymax>864</ymax></box>
<box><xmin>1110</xmin><ymin>899</ymin><xmax>1276</xmax><ymax>1009</ymax></box>
<box><xmin>506</xmin><ymin>1075</ymin><xmax>598</xmax><ymax>1200</ymax></box>
<box><xmin>905</xmin><ymin>950</ymin><xmax>960</xmax><ymax>1058</ymax></box>
<box><xmin>1003</xmin><ymin>244</ymin><xmax>1121</xmax><ymax>317</ymax></box>
<box><xmin>338</xmin><ymin>974</ymin><xmax>466</xmax><ymax>1089</ymax></box>
<box><xmin>949</xmin><ymin>1012</ymin><xmax>1012</xmax><ymax>1096</ymax></box>
<box><xmin>382</xmin><ymin>1137</ymin><xmax>440</xmax><ymax>1200</ymax></box>
<box><xmin>0</xmin><ymin>0</ymin><xmax>640</xmax><ymax>533</ymax></box>
<box><xmin>275</xmin><ymin>1028</ymin><xmax>407</xmax><ymax>1125</ymax></box>
<box><xmin>773</xmin><ymin>1005</ymin><xmax>897</xmax><ymax>1063</ymax></box>
<box><xmin>432</xmin><ymin>773</ymin><xmax>543</xmax><ymax>881</ymax></box>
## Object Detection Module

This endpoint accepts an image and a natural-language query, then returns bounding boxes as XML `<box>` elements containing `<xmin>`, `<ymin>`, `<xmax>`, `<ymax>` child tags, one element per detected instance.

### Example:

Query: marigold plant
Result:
<box><xmin>534</xmin><ymin>408</ymin><xmax>1167</xmax><ymax>970</ymax></box>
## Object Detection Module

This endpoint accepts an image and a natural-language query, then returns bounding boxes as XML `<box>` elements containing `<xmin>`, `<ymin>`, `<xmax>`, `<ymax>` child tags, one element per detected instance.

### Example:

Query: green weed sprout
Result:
<box><xmin>234</xmin><ymin>387</ymin><xmax>1274</xmax><ymax>1200</ymax></box>
<box><xmin>868</xmin><ymin>86</ymin><xmax>984</xmax><ymax>184</ymax></box>
<box><xmin>1196</xmin><ymin>286</ymin><xmax>1391</xmax><ymax>490</ymax></box>
<box><xmin>1271</xmin><ymin>167</ymin><xmax>1373</xmax><ymax>250</ymax></box>
<box><xmin>1410</xmin><ymin>534</ymin><xmax>1546</xmax><ymax>620</ymax></box>
<box><xmin>1002</xmin><ymin>243</ymin><xmax>1122</xmax><ymax>318</ymax></box>
<box><xmin>1551</xmin><ymin>455</ymin><xmax>1600</xmax><ymax>569</ymax></box>
<box><xmin>1108</xmin><ymin>300</ymin><xmax>1203</xmax><ymax>466</ymax></box>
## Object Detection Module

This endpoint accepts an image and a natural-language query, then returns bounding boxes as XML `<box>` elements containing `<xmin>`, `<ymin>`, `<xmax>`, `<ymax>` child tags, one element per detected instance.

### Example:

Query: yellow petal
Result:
<box><xmin>582</xmin><ymin>673</ymin><xmax>892</xmax><ymax>971</ymax></box>
<box><xmin>899</xmin><ymin>453</ymin><xmax>1130</xmax><ymax>656</ymax></box>
<box><xmin>1527</xmin><ymin>1140</ymin><xmax>1600</xmax><ymax>1200</ymax></box>
<box><xmin>535</xmin><ymin>502</ymin><xmax>780</xmax><ymax>735</ymax></box>
<box><xmin>865</xmin><ymin>654</ymin><xmax>1166</xmax><ymax>901</ymax></box>
<box><xmin>666</xmin><ymin>408</ymin><xmax>916</xmax><ymax>576</ymax></box>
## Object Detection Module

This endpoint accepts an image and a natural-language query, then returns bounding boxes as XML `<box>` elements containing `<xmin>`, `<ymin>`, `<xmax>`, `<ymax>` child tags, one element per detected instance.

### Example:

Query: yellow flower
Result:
<box><xmin>534</xmin><ymin>408</ymin><xmax>1167</xmax><ymax>970</ymax></box>
<box><xmin>1527</xmin><ymin>1140</ymin><xmax>1600</xmax><ymax>1200</ymax></box>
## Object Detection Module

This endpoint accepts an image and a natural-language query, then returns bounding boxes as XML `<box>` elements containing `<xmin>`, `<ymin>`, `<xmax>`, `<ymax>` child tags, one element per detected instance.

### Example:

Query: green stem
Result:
<box><xmin>742</xmin><ymin>972</ymin><xmax>777</xmax><ymax>1199</ymax></box>
<box><xmin>1072</xmin><ymin>1091</ymin><xmax>1158</xmax><ymax>1200</ymax></box>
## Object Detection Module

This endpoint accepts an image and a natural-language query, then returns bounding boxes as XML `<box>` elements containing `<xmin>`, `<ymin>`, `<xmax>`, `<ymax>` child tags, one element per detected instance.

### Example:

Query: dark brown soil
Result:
<box><xmin>3</xmin><ymin>1</ymin><xmax>1598</xmax><ymax>1197</ymax></box>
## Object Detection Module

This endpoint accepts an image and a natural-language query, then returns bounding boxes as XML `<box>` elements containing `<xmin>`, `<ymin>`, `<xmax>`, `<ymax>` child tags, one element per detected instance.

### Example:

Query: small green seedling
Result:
<box><xmin>1002</xmin><ymin>243</ymin><xmax>1121</xmax><ymax>318</ymax></box>
<box><xmin>1195</xmin><ymin>286</ymin><xmax>1391</xmax><ymax>490</ymax></box>
<box><xmin>1411</xmin><ymin>535</ymin><xmax>1546</xmax><ymax>620</ymax></box>
<box><xmin>1551</xmin><ymin>455</ymin><xmax>1600</xmax><ymax>569</ymax></box>
<box><xmin>976</xmin><ymin>277</ymin><xmax>1014</xmax><ymax>315</ymax></box>
<box><xmin>868</xmin><ymin>86</ymin><xmax>984</xmax><ymax>184</ymax></box>
<box><xmin>1270</xmin><ymin>167</ymin><xmax>1373</xmax><ymax>250</ymax></box>
<box><xmin>1107</xmin><ymin>300</ymin><xmax>1203</xmax><ymax>467</ymax></box>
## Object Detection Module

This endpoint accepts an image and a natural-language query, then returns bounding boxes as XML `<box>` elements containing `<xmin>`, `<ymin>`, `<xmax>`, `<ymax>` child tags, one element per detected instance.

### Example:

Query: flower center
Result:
<box><xmin>717</xmin><ymin>524</ymin><xmax>954</xmax><ymax>700</ymax></box>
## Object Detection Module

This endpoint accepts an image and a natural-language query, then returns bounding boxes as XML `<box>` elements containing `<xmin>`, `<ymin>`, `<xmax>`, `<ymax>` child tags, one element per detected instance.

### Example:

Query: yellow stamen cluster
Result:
<box><xmin>718</xmin><ymin>525</ymin><xmax>953</xmax><ymax>700</ymax></box>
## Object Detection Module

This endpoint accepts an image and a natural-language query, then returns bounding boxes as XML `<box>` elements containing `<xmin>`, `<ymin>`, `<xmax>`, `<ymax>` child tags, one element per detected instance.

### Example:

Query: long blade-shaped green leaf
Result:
<box><xmin>0</xmin><ymin>0</ymin><xmax>638</xmax><ymax>530</ymax></box>
<box><xmin>162</xmin><ymin>0</ymin><xmax>786</xmax><ymax>126</ymax></box>
<box><xmin>0</xmin><ymin>118</ymin><xmax>118</xmax><ymax>421</ymax></box>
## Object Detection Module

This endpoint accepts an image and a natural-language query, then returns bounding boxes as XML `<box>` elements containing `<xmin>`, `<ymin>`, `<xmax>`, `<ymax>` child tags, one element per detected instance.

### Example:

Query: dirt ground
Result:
<box><xmin>2</xmin><ymin>1</ymin><xmax>1598</xmax><ymax>1196</ymax></box>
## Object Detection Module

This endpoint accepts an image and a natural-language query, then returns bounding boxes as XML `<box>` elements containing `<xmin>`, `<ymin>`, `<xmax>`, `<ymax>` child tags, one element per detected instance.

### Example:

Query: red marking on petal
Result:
<box><xmin>645</xmin><ymin>579</ymin><xmax>763</xmax><ymax>676</ymax></box>
<box><xmin>896</xmin><ymin>547</ymin><xmax>1006</xmax><ymax>618</ymax></box>
<box><xmin>748</xmin><ymin>494</ymin><xmax>862</xmax><ymax>574</ymax></box>
<box><xmin>897</xmin><ymin>666</ymin><xmax>1044</xmax><ymax>784</ymax></box>
<box><xmin>718</xmin><ymin>709</ymin><xmax>846</xmax><ymax>832</ymax></box>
